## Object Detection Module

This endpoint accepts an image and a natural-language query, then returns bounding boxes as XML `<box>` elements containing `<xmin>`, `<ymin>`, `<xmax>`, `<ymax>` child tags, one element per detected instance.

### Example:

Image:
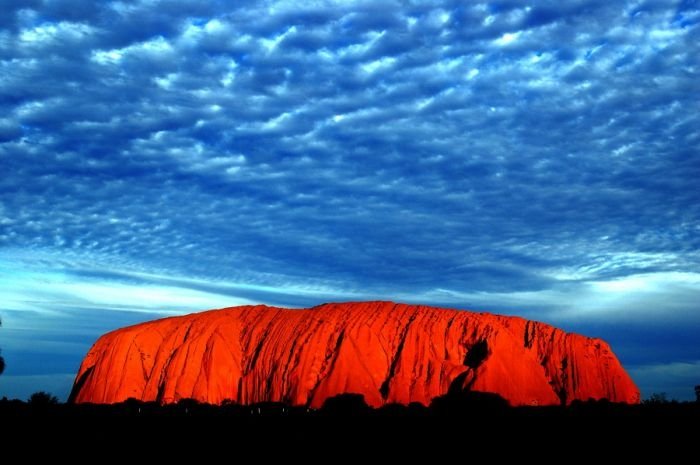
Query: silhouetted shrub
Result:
<box><xmin>568</xmin><ymin>398</ymin><xmax>620</xmax><ymax>416</ymax></box>
<box><xmin>430</xmin><ymin>390</ymin><xmax>509</xmax><ymax>414</ymax></box>
<box><xmin>643</xmin><ymin>392</ymin><xmax>670</xmax><ymax>405</ymax></box>
<box><xmin>28</xmin><ymin>391</ymin><xmax>59</xmax><ymax>406</ymax></box>
<box><xmin>377</xmin><ymin>401</ymin><xmax>430</xmax><ymax>416</ymax></box>
<box><xmin>320</xmin><ymin>393</ymin><xmax>371</xmax><ymax>415</ymax></box>
<box><xmin>407</xmin><ymin>401</ymin><xmax>430</xmax><ymax>416</ymax></box>
<box><xmin>377</xmin><ymin>402</ymin><xmax>409</xmax><ymax>416</ymax></box>
<box><xmin>248</xmin><ymin>402</ymin><xmax>291</xmax><ymax>416</ymax></box>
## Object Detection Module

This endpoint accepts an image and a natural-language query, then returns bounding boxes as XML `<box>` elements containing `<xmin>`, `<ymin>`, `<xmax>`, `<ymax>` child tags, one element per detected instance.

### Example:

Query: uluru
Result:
<box><xmin>69</xmin><ymin>301</ymin><xmax>639</xmax><ymax>407</ymax></box>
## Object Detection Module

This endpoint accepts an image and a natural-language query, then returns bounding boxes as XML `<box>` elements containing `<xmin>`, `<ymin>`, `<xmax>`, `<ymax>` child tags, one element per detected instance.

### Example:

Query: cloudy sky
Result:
<box><xmin>1</xmin><ymin>0</ymin><xmax>699</xmax><ymax>401</ymax></box>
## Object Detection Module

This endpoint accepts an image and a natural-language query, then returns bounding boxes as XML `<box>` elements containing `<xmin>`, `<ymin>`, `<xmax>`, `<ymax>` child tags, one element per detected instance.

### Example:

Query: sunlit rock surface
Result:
<box><xmin>71</xmin><ymin>302</ymin><xmax>639</xmax><ymax>407</ymax></box>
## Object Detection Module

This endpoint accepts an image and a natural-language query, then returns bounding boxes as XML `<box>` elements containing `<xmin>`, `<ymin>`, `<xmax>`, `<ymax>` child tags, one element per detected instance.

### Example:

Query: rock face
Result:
<box><xmin>70</xmin><ymin>302</ymin><xmax>639</xmax><ymax>407</ymax></box>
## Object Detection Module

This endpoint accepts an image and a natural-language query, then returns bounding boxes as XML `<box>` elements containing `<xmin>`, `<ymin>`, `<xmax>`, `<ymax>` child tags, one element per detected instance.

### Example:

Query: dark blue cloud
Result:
<box><xmin>1</xmin><ymin>0</ymin><xmax>699</xmax><ymax>400</ymax></box>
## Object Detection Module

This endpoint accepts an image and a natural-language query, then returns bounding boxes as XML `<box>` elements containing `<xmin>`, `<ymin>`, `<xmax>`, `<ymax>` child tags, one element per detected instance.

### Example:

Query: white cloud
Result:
<box><xmin>262</xmin><ymin>111</ymin><xmax>293</xmax><ymax>129</ymax></box>
<box><xmin>494</xmin><ymin>32</ymin><xmax>519</xmax><ymax>46</ymax></box>
<box><xmin>260</xmin><ymin>25</ymin><xmax>297</xmax><ymax>52</ymax></box>
<box><xmin>362</xmin><ymin>56</ymin><xmax>396</xmax><ymax>73</ymax></box>
<box><xmin>92</xmin><ymin>49</ymin><xmax>124</xmax><ymax>64</ymax></box>
<box><xmin>0</xmin><ymin>267</ymin><xmax>249</xmax><ymax>315</ymax></box>
<box><xmin>20</xmin><ymin>21</ymin><xmax>94</xmax><ymax>45</ymax></box>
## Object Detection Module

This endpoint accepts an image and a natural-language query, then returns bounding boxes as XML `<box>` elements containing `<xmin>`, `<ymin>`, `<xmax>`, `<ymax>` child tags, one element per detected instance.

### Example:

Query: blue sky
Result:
<box><xmin>1</xmin><ymin>0</ymin><xmax>699</xmax><ymax>401</ymax></box>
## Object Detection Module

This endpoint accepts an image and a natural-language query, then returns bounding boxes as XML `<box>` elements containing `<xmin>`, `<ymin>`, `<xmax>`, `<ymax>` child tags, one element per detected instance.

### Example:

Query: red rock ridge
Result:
<box><xmin>70</xmin><ymin>301</ymin><xmax>639</xmax><ymax>407</ymax></box>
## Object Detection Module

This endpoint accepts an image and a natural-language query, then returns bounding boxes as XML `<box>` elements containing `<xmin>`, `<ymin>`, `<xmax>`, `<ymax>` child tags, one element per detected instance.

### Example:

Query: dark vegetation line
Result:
<box><xmin>2</xmin><ymin>390</ymin><xmax>698</xmax><ymax>418</ymax></box>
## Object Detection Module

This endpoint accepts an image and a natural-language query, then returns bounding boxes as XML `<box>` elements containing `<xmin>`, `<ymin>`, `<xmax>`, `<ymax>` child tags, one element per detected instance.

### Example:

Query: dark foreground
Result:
<box><xmin>2</xmin><ymin>393</ymin><xmax>697</xmax><ymax>455</ymax></box>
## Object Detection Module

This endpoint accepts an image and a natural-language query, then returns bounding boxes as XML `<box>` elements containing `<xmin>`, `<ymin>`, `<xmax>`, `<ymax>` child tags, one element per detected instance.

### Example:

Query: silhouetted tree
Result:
<box><xmin>644</xmin><ymin>392</ymin><xmax>669</xmax><ymax>404</ymax></box>
<box><xmin>28</xmin><ymin>391</ymin><xmax>59</xmax><ymax>406</ymax></box>
<box><xmin>320</xmin><ymin>393</ymin><xmax>371</xmax><ymax>415</ymax></box>
<box><xmin>695</xmin><ymin>385</ymin><xmax>700</xmax><ymax>403</ymax></box>
<box><xmin>430</xmin><ymin>390</ymin><xmax>509</xmax><ymax>414</ymax></box>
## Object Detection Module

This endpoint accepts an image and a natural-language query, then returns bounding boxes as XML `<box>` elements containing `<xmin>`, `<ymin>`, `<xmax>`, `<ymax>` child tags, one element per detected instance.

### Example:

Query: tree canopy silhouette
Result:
<box><xmin>644</xmin><ymin>392</ymin><xmax>670</xmax><ymax>404</ymax></box>
<box><xmin>28</xmin><ymin>391</ymin><xmax>59</xmax><ymax>406</ymax></box>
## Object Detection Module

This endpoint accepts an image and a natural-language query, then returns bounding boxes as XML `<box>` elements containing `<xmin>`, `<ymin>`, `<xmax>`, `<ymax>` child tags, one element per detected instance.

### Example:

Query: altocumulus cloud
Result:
<box><xmin>1</xmin><ymin>0</ymin><xmax>699</xmax><ymax>400</ymax></box>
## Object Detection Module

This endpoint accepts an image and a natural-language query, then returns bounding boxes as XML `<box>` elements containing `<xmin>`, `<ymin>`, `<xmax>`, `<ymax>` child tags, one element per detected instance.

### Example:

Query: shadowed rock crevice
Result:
<box><xmin>67</xmin><ymin>365</ymin><xmax>94</xmax><ymax>404</ymax></box>
<box><xmin>556</xmin><ymin>357</ymin><xmax>569</xmax><ymax>406</ymax></box>
<box><xmin>447</xmin><ymin>370</ymin><xmax>470</xmax><ymax>395</ymax></box>
<box><xmin>524</xmin><ymin>321</ymin><xmax>535</xmax><ymax>349</ymax></box>
<box><xmin>379</xmin><ymin>313</ymin><xmax>417</xmax><ymax>400</ymax></box>
<box><xmin>464</xmin><ymin>339</ymin><xmax>489</xmax><ymax>370</ymax></box>
<box><xmin>306</xmin><ymin>329</ymin><xmax>345</xmax><ymax>406</ymax></box>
